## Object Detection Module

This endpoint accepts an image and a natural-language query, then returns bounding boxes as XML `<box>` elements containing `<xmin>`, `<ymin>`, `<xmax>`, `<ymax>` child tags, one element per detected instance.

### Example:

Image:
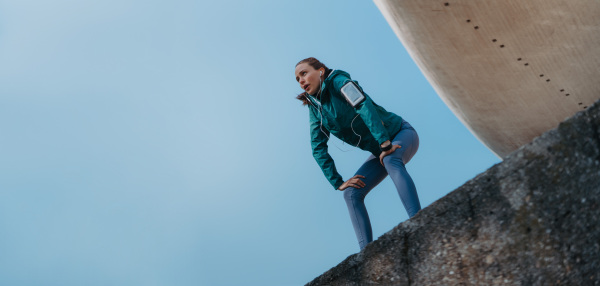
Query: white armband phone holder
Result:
<box><xmin>340</xmin><ymin>81</ymin><xmax>366</xmax><ymax>107</ymax></box>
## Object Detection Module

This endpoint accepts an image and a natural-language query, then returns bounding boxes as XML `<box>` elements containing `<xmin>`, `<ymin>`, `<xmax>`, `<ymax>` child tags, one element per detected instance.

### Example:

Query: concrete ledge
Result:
<box><xmin>307</xmin><ymin>99</ymin><xmax>600</xmax><ymax>285</ymax></box>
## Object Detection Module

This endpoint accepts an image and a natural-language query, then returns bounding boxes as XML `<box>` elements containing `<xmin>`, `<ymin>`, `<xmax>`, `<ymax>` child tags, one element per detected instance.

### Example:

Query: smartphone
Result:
<box><xmin>340</xmin><ymin>81</ymin><xmax>366</xmax><ymax>107</ymax></box>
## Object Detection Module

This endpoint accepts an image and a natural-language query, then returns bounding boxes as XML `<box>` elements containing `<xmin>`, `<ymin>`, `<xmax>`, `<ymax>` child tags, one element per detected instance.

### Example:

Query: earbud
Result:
<box><xmin>320</xmin><ymin>71</ymin><xmax>323</xmax><ymax>76</ymax></box>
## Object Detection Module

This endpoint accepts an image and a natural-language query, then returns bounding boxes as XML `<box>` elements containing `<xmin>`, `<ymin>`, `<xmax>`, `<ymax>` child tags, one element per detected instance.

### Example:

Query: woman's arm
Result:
<box><xmin>354</xmin><ymin>96</ymin><xmax>391</xmax><ymax>145</ymax></box>
<box><xmin>309</xmin><ymin>108</ymin><xmax>345</xmax><ymax>190</ymax></box>
<box><xmin>333</xmin><ymin>76</ymin><xmax>391</xmax><ymax>146</ymax></box>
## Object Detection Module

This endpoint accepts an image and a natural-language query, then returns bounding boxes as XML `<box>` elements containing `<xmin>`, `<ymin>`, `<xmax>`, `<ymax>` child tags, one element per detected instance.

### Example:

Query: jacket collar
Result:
<box><xmin>318</xmin><ymin>69</ymin><xmax>351</xmax><ymax>95</ymax></box>
<box><xmin>311</xmin><ymin>69</ymin><xmax>351</xmax><ymax>103</ymax></box>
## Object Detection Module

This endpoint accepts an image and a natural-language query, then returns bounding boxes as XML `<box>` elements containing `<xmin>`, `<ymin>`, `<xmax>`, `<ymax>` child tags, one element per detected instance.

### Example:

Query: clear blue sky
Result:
<box><xmin>0</xmin><ymin>1</ymin><xmax>499</xmax><ymax>285</ymax></box>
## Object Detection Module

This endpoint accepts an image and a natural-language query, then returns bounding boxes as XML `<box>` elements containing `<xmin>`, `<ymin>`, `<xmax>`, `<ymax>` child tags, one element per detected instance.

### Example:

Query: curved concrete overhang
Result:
<box><xmin>374</xmin><ymin>0</ymin><xmax>600</xmax><ymax>157</ymax></box>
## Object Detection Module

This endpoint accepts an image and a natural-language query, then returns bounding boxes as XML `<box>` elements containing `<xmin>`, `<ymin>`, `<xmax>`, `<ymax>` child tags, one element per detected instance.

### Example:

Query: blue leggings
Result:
<box><xmin>343</xmin><ymin>122</ymin><xmax>421</xmax><ymax>250</ymax></box>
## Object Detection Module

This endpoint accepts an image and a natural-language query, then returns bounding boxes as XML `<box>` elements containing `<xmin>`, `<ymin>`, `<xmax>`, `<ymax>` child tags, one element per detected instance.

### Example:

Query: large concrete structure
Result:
<box><xmin>374</xmin><ymin>0</ymin><xmax>600</xmax><ymax>157</ymax></box>
<box><xmin>307</xmin><ymin>99</ymin><xmax>600</xmax><ymax>286</ymax></box>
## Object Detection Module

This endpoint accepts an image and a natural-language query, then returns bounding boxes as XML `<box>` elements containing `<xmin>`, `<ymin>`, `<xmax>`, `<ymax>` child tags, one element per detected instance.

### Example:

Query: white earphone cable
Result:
<box><xmin>305</xmin><ymin>70</ymin><xmax>362</xmax><ymax>152</ymax></box>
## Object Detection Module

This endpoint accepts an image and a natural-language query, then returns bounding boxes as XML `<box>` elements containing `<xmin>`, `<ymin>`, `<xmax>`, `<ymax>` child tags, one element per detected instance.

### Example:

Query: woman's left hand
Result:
<box><xmin>379</xmin><ymin>145</ymin><xmax>401</xmax><ymax>166</ymax></box>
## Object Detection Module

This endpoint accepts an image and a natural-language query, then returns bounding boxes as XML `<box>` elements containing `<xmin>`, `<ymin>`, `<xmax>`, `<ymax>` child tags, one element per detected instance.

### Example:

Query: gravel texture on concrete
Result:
<box><xmin>307</xmin><ymin>99</ymin><xmax>600</xmax><ymax>286</ymax></box>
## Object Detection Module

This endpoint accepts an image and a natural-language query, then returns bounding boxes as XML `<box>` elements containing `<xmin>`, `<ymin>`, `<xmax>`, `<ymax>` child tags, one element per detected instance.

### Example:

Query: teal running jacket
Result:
<box><xmin>306</xmin><ymin>70</ymin><xmax>404</xmax><ymax>190</ymax></box>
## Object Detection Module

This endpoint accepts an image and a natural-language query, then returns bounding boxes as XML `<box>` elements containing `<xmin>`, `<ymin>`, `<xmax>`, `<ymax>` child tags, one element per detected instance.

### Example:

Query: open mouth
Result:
<box><xmin>304</xmin><ymin>84</ymin><xmax>310</xmax><ymax>91</ymax></box>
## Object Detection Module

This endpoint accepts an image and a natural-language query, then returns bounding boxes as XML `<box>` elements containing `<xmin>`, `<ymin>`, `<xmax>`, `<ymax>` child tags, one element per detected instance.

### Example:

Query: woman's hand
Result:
<box><xmin>379</xmin><ymin>145</ymin><xmax>401</xmax><ymax>166</ymax></box>
<box><xmin>338</xmin><ymin>175</ymin><xmax>366</xmax><ymax>191</ymax></box>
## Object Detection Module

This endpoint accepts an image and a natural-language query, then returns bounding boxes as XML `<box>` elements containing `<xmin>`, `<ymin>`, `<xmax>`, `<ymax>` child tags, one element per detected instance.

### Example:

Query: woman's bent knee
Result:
<box><xmin>383</xmin><ymin>153</ymin><xmax>405</xmax><ymax>168</ymax></box>
<box><xmin>343</xmin><ymin>188</ymin><xmax>365</xmax><ymax>203</ymax></box>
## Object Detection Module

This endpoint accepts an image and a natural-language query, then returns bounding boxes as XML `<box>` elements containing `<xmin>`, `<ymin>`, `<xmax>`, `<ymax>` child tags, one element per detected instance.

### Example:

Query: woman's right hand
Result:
<box><xmin>338</xmin><ymin>175</ymin><xmax>366</xmax><ymax>191</ymax></box>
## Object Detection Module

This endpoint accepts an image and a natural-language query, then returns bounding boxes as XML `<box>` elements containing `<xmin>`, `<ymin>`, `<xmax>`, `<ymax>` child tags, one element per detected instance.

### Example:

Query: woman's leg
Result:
<box><xmin>382</xmin><ymin>128</ymin><xmax>421</xmax><ymax>217</ymax></box>
<box><xmin>343</xmin><ymin>156</ymin><xmax>388</xmax><ymax>250</ymax></box>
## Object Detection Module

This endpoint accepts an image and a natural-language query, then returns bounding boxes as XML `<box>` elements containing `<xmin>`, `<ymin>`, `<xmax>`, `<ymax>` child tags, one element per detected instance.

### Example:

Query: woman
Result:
<box><xmin>294</xmin><ymin>57</ymin><xmax>421</xmax><ymax>250</ymax></box>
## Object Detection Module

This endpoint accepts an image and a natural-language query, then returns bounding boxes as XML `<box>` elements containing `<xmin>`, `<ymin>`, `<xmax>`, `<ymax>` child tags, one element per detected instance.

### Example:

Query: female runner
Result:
<box><xmin>294</xmin><ymin>57</ymin><xmax>422</xmax><ymax>250</ymax></box>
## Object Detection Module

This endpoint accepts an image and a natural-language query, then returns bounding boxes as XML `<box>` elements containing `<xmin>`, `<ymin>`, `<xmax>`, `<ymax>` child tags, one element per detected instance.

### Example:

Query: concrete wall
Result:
<box><xmin>306</xmin><ymin>99</ymin><xmax>600</xmax><ymax>285</ymax></box>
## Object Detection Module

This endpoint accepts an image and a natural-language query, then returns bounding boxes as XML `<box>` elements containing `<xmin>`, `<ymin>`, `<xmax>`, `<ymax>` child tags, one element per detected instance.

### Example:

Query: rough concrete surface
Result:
<box><xmin>306</xmin><ymin>99</ymin><xmax>600</xmax><ymax>285</ymax></box>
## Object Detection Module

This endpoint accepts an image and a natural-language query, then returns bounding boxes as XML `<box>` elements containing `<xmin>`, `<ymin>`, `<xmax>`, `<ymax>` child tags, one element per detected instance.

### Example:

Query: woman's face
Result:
<box><xmin>295</xmin><ymin>63</ymin><xmax>324</xmax><ymax>96</ymax></box>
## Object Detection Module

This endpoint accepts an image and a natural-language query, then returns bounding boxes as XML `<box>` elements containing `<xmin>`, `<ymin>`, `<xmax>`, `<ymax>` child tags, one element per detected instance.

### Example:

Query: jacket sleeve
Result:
<box><xmin>355</xmin><ymin>96</ymin><xmax>391</xmax><ymax>145</ymax></box>
<box><xmin>333</xmin><ymin>76</ymin><xmax>391</xmax><ymax>145</ymax></box>
<box><xmin>309</xmin><ymin>108</ymin><xmax>345</xmax><ymax>190</ymax></box>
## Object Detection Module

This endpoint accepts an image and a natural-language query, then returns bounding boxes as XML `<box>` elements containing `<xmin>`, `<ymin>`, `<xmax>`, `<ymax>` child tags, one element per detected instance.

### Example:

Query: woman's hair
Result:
<box><xmin>295</xmin><ymin>57</ymin><xmax>331</xmax><ymax>106</ymax></box>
